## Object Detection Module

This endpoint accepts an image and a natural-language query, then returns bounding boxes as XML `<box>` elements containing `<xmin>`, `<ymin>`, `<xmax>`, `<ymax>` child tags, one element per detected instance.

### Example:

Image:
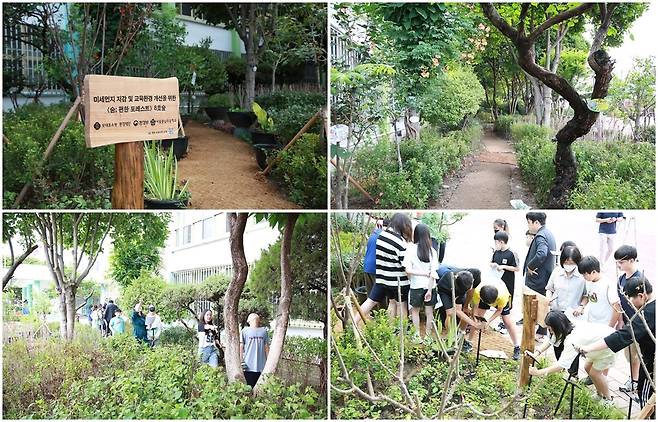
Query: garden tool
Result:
<box><xmin>523</xmin><ymin>350</ymin><xmax>540</xmax><ymax>418</ymax></box>
<box><xmin>553</xmin><ymin>353</ymin><xmax>581</xmax><ymax>419</ymax></box>
<box><xmin>474</xmin><ymin>315</ymin><xmax>488</xmax><ymax>367</ymax></box>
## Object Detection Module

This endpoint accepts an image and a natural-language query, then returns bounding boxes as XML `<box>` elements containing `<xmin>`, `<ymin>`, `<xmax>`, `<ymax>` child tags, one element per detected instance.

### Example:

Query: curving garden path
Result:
<box><xmin>438</xmin><ymin>130</ymin><xmax>536</xmax><ymax>209</ymax></box>
<box><xmin>177</xmin><ymin>121</ymin><xmax>298</xmax><ymax>209</ymax></box>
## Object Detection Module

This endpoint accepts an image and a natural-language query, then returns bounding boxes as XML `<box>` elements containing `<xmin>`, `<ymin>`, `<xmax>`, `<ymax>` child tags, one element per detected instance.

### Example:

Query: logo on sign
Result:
<box><xmin>94</xmin><ymin>122</ymin><xmax>101</xmax><ymax>130</ymax></box>
<box><xmin>150</xmin><ymin>119</ymin><xmax>156</xmax><ymax>126</ymax></box>
<box><xmin>133</xmin><ymin>120</ymin><xmax>139</xmax><ymax>126</ymax></box>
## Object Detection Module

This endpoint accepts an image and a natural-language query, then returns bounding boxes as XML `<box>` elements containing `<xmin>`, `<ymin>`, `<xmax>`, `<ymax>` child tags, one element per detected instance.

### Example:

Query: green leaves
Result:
<box><xmin>143</xmin><ymin>142</ymin><xmax>189</xmax><ymax>201</ymax></box>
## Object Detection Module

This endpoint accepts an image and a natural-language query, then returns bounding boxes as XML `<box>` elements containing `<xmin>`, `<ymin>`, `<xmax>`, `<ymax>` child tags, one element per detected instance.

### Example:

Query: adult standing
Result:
<box><xmin>596</xmin><ymin>212</ymin><xmax>625</xmax><ymax>264</ymax></box>
<box><xmin>103</xmin><ymin>299</ymin><xmax>119</xmax><ymax>337</ymax></box>
<box><xmin>240</xmin><ymin>313</ymin><xmax>269</xmax><ymax>388</ymax></box>
<box><xmin>521</xmin><ymin>212</ymin><xmax>556</xmax><ymax>338</ymax></box>
<box><xmin>131</xmin><ymin>302</ymin><xmax>148</xmax><ymax>343</ymax></box>
<box><xmin>355</xmin><ymin>213</ymin><xmax>413</xmax><ymax>324</ymax></box>
<box><xmin>145</xmin><ymin>305</ymin><xmax>163</xmax><ymax>347</ymax></box>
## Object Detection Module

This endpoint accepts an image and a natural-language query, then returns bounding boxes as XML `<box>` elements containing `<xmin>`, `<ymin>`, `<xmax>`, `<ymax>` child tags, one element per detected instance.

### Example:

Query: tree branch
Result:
<box><xmin>2</xmin><ymin>244</ymin><xmax>38</xmax><ymax>290</ymax></box>
<box><xmin>528</xmin><ymin>3</ymin><xmax>594</xmax><ymax>41</ymax></box>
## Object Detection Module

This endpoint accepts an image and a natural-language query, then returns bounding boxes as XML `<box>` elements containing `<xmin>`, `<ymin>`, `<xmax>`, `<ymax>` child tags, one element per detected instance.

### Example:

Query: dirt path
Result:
<box><xmin>177</xmin><ymin>121</ymin><xmax>298</xmax><ymax>209</ymax></box>
<box><xmin>438</xmin><ymin>130</ymin><xmax>536</xmax><ymax>209</ymax></box>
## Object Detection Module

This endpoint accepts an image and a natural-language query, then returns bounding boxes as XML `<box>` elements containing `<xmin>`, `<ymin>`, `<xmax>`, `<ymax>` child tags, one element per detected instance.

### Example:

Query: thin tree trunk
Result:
<box><xmin>224</xmin><ymin>213</ymin><xmax>249</xmax><ymax>384</ymax></box>
<box><xmin>254</xmin><ymin>213</ymin><xmax>299</xmax><ymax>393</ymax></box>
<box><xmin>58</xmin><ymin>290</ymin><xmax>67</xmax><ymax>339</ymax></box>
<box><xmin>245</xmin><ymin>50</ymin><xmax>257</xmax><ymax>107</ymax></box>
<box><xmin>64</xmin><ymin>287</ymin><xmax>76</xmax><ymax>340</ymax></box>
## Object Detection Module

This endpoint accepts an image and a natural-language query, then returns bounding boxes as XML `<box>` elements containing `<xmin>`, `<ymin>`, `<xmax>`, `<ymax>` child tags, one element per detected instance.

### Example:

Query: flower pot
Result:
<box><xmin>253</xmin><ymin>143</ymin><xmax>280</xmax><ymax>170</ymax></box>
<box><xmin>144</xmin><ymin>196</ymin><xmax>190</xmax><ymax>209</ymax></box>
<box><xmin>250</xmin><ymin>130</ymin><xmax>279</xmax><ymax>146</ymax></box>
<box><xmin>227</xmin><ymin>111</ymin><xmax>257</xmax><ymax>128</ymax></box>
<box><xmin>160</xmin><ymin>136</ymin><xmax>188</xmax><ymax>160</ymax></box>
<box><xmin>205</xmin><ymin>106</ymin><xmax>228</xmax><ymax>121</ymax></box>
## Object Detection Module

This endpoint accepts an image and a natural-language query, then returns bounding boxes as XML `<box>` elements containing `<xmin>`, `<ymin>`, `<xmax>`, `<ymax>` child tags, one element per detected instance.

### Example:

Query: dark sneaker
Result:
<box><xmin>516</xmin><ymin>318</ymin><xmax>524</xmax><ymax>326</ymax></box>
<box><xmin>462</xmin><ymin>340</ymin><xmax>473</xmax><ymax>353</ymax></box>
<box><xmin>580</xmin><ymin>376</ymin><xmax>593</xmax><ymax>385</ymax></box>
<box><xmin>513</xmin><ymin>346</ymin><xmax>521</xmax><ymax>360</ymax></box>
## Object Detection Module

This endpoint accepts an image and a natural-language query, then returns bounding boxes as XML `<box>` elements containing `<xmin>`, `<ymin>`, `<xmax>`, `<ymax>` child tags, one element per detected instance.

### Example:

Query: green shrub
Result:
<box><xmin>224</xmin><ymin>55</ymin><xmax>246</xmax><ymax>86</ymax></box>
<box><xmin>159</xmin><ymin>326</ymin><xmax>197</xmax><ymax>351</ymax></box>
<box><xmin>271</xmin><ymin>104</ymin><xmax>322</xmax><ymax>144</ymax></box>
<box><xmin>206</xmin><ymin>93</ymin><xmax>233</xmax><ymax>108</ymax></box>
<box><xmin>3</xmin><ymin>102</ymin><xmax>113</xmax><ymax>209</ymax></box>
<box><xmin>4</xmin><ymin>332</ymin><xmax>324</xmax><ymax>419</ymax></box>
<box><xmin>273</xmin><ymin>133</ymin><xmax>327</xmax><ymax>208</ymax></box>
<box><xmin>331</xmin><ymin>310</ymin><xmax>625</xmax><ymax>420</ymax></box>
<box><xmin>509</xmin><ymin>122</ymin><xmax>655</xmax><ymax>208</ymax></box>
<box><xmin>493</xmin><ymin>115</ymin><xmax>517</xmax><ymax>138</ymax></box>
<box><xmin>351</xmin><ymin>123</ymin><xmax>482</xmax><ymax>208</ymax></box>
<box><xmin>255</xmin><ymin>90</ymin><xmax>325</xmax><ymax>111</ymax></box>
<box><xmin>200</xmin><ymin>54</ymin><xmax>228</xmax><ymax>96</ymax></box>
<box><xmin>419</xmin><ymin>67</ymin><xmax>486</xmax><ymax>132</ymax></box>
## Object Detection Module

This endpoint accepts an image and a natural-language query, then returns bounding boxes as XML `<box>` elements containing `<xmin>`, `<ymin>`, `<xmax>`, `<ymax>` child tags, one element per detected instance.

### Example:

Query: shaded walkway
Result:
<box><xmin>177</xmin><ymin>121</ymin><xmax>298</xmax><ymax>209</ymax></box>
<box><xmin>441</xmin><ymin>130</ymin><xmax>536</xmax><ymax>209</ymax></box>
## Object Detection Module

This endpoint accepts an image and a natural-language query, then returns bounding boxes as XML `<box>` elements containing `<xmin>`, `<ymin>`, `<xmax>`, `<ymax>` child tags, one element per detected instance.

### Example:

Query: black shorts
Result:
<box><xmin>369</xmin><ymin>283</ymin><xmax>410</xmax><ymax>304</ymax></box>
<box><xmin>409</xmin><ymin>288</ymin><xmax>438</xmax><ymax>307</ymax></box>
<box><xmin>477</xmin><ymin>299</ymin><xmax>511</xmax><ymax>316</ymax></box>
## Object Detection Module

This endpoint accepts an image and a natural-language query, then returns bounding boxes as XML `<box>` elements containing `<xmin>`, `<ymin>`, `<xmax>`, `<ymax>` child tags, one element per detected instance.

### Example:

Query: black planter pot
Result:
<box><xmin>160</xmin><ymin>136</ymin><xmax>188</xmax><ymax>159</ymax></box>
<box><xmin>253</xmin><ymin>143</ymin><xmax>280</xmax><ymax>170</ymax></box>
<box><xmin>227</xmin><ymin>111</ymin><xmax>257</xmax><ymax>128</ymax></box>
<box><xmin>250</xmin><ymin>130</ymin><xmax>279</xmax><ymax>146</ymax></box>
<box><xmin>205</xmin><ymin>106</ymin><xmax>229</xmax><ymax>121</ymax></box>
<box><xmin>144</xmin><ymin>196</ymin><xmax>189</xmax><ymax>209</ymax></box>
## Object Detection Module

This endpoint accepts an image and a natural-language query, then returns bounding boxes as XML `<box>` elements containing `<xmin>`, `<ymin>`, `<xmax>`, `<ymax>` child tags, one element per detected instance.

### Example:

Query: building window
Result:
<box><xmin>182</xmin><ymin>225</ymin><xmax>192</xmax><ymax>245</ymax></box>
<box><xmin>202</xmin><ymin>216</ymin><xmax>216</xmax><ymax>240</ymax></box>
<box><xmin>2</xmin><ymin>24</ymin><xmax>59</xmax><ymax>92</ymax></box>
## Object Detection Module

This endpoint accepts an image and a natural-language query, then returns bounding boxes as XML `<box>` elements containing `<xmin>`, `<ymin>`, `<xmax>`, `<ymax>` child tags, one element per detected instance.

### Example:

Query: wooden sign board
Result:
<box><xmin>83</xmin><ymin>75</ymin><xmax>180</xmax><ymax>148</ymax></box>
<box><xmin>523</xmin><ymin>286</ymin><xmax>550</xmax><ymax>327</ymax></box>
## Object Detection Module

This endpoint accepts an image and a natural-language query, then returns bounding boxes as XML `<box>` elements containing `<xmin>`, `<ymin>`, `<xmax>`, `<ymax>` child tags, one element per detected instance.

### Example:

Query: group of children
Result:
<box><xmin>356</xmin><ymin>212</ymin><xmax>655</xmax><ymax>411</ymax></box>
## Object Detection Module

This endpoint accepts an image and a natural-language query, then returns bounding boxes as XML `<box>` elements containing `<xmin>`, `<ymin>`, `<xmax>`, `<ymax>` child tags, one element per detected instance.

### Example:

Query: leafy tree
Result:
<box><xmin>2</xmin><ymin>214</ymin><xmax>38</xmax><ymax>290</ymax></box>
<box><xmin>120</xmin><ymin>271</ymin><xmax>170</xmax><ymax>320</ymax></box>
<box><xmin>263</xmin><ymin>3</ymin><xmax>326</xmax><ymax>90</ymax></box>
<box><xmin>248</xmin><ymin>214</ymin><xmax>327</xmax><ymax>333</ymax></box>
<box><xmin>196</xmin><ymin>4</ymin><xmax>277</xmax><ymax>107</ymax></box>
<box><xmin>109</xmin><ymin>213</ymin><xmax>170</xmax><ymax>288</ymax></box>
<box><xmin>608</xmin><ymin>57</ymin><xmax>656</xmax><ymax>142</ymax></box>
<box><xmin>362</xmin><ymin>3</ymin><xmax>478</xmax><ymax>138</ymax></box>
<box><xmin>330</xmin><ymin>63</ymin><xmax>396</xmax><ymax>209</ymax></box>
<box><xmin>481</xmin><ymin>2</ymin><xmax>647</xmax><ymax>208</ymax></box>
<box><xmin>419</xmin><ymin>66</ymin><xmax>485</xmax><ymax>131</ymax></box>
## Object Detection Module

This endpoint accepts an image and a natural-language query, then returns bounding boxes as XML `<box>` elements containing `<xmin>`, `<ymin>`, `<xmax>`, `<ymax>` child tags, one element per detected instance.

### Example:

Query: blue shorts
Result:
<box><xmin>199</xmin><ymin>345</ymin><xmax>219</xmax><ymax>368</ymax></box>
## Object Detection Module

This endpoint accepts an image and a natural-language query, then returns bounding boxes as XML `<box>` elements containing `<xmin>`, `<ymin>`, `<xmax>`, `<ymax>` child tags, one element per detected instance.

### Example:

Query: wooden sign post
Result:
<box><xmin>83</xmin><ymin>75</ymin><xmax>180</xmax><ymax>209</ymax></box>
<box><xmin>519</xmin><ymin>287</ymin><xmax>550</xmax><ymax>388</ymax></box>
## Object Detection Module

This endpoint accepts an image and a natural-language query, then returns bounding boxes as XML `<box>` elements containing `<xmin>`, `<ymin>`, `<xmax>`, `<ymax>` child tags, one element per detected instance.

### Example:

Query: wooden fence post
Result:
<box><xmin>519</xmin><ymin>293</ymin><xmax>538</xmax><ymax>388</ymax></box>
<box><xmin>112</xmin><ymin>142</ymin><xmax>144</xmax><ymax>209</ymax></box>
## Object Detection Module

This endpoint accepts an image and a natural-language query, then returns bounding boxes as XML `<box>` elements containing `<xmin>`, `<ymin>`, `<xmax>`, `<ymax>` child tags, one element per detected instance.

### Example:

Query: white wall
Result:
<box><xmin>163</xmin><ymin>212</ymin><xmax>280</xmax><ymax>278</ymax></box>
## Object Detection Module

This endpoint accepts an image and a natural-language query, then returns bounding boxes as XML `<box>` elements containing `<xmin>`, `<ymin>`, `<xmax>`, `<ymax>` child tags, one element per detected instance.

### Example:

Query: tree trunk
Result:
<box><xmin>64</xmin><ymin>286</ymin><xmax>76</xmax><ymax>340</ymax></box>
<box><xmin>58</xmin><ymin>290</ymin><xmax>67</xmax><ymax>339</ymax></box>
<box><xmin>245</xmin><ymin>51</ymin><xmax>257</xmax><ymax>108</ymax></box>
<box><xmin>254</xmin><ymin>213</ymin><xmax>299</xmax><ymax>393</ymax></box>
<box><xmin>404</xmin><ymin>108</ymin><xmax>420</xmax><ymax>140</ymax></box>
<box><xmin>271</xmin><ymin>62</ymin><xmax>277</xmax><ymax>92</ymax></box>
<box><xmin>224</xmin><ymin>213</ymin><xmax>249</xmax><ymax>384</ymax></box>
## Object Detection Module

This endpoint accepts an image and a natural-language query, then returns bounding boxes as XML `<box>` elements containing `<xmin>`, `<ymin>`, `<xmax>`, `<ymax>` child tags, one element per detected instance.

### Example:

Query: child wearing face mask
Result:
<box><xmin>545</xmin><ymin>245</ymin><xmax>587</xmax><ymax>360</ymax></box>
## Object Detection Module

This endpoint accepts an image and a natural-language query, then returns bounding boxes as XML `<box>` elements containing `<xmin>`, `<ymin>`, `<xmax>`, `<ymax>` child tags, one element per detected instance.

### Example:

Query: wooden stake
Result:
<box><xmin>13</xmin><ymin>96</ymin><xmax>82</xmax><ymax>208</ymax></box>
<box><xmin>112</xmin><ymin>142</ymin><xmax>144</xmax><ymax>209</ymax></box>
<box><xmin>259</xmin><ymin>109</ymin><xmax>322</xmax><ymax>177</ymax></box>
<box><xmin>519</xmin><ymin>293</ymin><xmax>538</xmax><ymax>388</ymax></box>
<box><xmin>330</xmin><ymin>158</ymin><xmax>376</xmax><ymax>204</ymax></box>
